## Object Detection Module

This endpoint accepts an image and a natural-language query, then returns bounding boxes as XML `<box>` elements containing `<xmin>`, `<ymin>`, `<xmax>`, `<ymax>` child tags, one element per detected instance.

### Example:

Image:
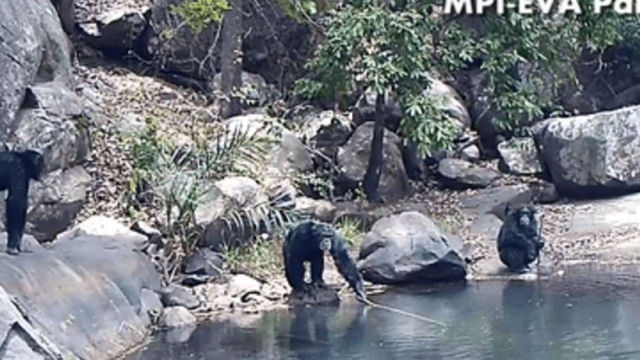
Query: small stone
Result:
<box><xmin>184</xmin><ymin>248</ymin><xmax>224</xmax><ymax>277</ymax></box>
<box><xmin>131</xmin><ymin>221</ymin><xmax>163</xmax><ymax>245</ymax></box>
<box><xmin>139</xmin><ymin>289</ymin><xmax>163</xmax><ymax>326</ymax></box>
<box><xmin>460</xmin><ymin>144</ymin><xmax>480</xmax><ymax>161</ymax></box>
<box><xmin>159</xmin><ymin>306</ymin><xmax>197</xmax><ymax>328</ymax></box>
<box><xmin>160</xmin><ymin>284</ymin><xmax>200</xmax><ymax>309</ymax></box>
<box><xmin>227</xmin><ymin>274</ymin><xmax>261</xmax><ymax>298</ymax></box>
<box><xmin>212</xmin><ymin>295</ymin><xmax>234</xmax><ymax>311</ymax></box>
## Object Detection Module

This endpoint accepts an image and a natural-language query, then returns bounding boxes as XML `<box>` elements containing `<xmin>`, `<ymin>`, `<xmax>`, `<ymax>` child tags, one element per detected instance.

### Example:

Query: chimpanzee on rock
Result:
<box><xmin>283</xmin><ymin>220</ymin><xmax>366</xmax><ymax>303</ymax></box>
<box><xmin>497</xmin><ymin>204</ymin><xmax>545</xmax><ymax>272</ymax></box>
<box><xmin>0</xmin><ymin>149</ymin><xmax>44</xmax><ymax>255</ymax></box>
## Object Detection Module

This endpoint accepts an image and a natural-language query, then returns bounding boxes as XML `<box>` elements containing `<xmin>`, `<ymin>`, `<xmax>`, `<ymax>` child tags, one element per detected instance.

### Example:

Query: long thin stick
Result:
<box><xmin>361</xmin><ymin>298</ymin><xmax>446</xmax><ymax>327</ymax></box>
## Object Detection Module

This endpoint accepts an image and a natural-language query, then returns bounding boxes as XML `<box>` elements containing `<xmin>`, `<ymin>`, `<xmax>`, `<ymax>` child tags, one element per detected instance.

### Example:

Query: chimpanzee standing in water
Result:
<box><xmin>0</xmin><ymin>149</ymin><xmax>44</xmax><ymax>255</ymax></box>
<box><xmin>283</xmin><ymin>220</ymin><xmax>366</xmax><ymax>302</ymax></box>
<box><xmin>497</xmin><ymin>204</ymin><xmax>545</xmax><ymax>272</ymax></box>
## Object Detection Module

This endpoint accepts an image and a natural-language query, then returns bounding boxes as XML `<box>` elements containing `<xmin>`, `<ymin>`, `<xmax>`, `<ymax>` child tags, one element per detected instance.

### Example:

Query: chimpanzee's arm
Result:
<box><xmin>330</xmin><ymin>236</ymin><xmax>366</xmax><ymax>301</ymax></box>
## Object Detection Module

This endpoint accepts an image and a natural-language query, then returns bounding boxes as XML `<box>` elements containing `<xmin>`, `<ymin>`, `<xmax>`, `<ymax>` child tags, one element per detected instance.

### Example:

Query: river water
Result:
<box><xmin>127</xmin><ymin>268</ymin><xmax>640</xmax><ymax>360</ymax></box>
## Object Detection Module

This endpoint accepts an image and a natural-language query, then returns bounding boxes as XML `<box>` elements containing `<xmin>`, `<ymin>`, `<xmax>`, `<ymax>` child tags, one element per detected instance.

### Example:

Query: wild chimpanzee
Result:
<box><xmin>283</xmin><ymin>220</ymin><xmax>366</xmax><ymax>302</ymax></box>
<box><xmin>497</xmin><ymin>204</ymin><xmax>545</xmax><ymax>272</ymax></box>
<box><xmin>0</xmin><ymin>149</ymin><xmax>44</xmax><ymax>255</ymax></box>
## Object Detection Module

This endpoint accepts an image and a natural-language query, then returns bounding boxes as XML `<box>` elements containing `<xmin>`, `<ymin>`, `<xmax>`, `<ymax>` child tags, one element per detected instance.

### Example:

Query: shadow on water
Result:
<box><xmin>127</xmin><ymin>267</ymin><xmax>640</xmax><ymax>360</ymax></box>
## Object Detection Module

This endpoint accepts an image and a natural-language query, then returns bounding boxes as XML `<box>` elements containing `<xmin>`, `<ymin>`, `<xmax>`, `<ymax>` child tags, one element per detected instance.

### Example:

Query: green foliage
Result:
<box><xmin>126</xmin><ymin>121</ymin><xmax>296</xmax><ymax>281</ymax></box>
<box><xmin>171</xmin><ymin>0</ymin><xmax>230</xmax><ymax>32</ymax></box>
<box><xmin>222</xmin><ymin>235</ymin><xmax>284</xmax><ymax>279</ymax></box>
<box><xmin>296</xmin><ymin>5</ymin><xmax>459</xmax><ymax>156</ymax></box>
<box><xmin>336</xmin><ymin>218</ymin><xmax>366</xmax><ymax>250</ymax></box>
<box><xmin>299</xmin><ymin>0</ymin><xmax>640</xmax><ymax>149</ymax></box>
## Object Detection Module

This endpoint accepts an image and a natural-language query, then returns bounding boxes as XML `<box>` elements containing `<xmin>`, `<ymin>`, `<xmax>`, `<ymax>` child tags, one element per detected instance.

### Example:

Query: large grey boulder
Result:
<box><xmin>533</xmin><ymin>106</ymin><xmax>640</xmax><ymax>197</ymax></box>
<box><xmin>337</xmin><ymin>122</ymin><xmax>410</xmax><ymax>202</ymax></box>
<box><xmin>0</xmin><ymin>167</ymin><xmax>91</xmax><ymax>242</ymax></box>
<box><xmin>358</xmin><ymin>211</ymin><xmax>467</xmax><ymax>284</ymax></box>
<box><xmin>0</xmin><ymin>227</ymin><xmax>161</xmax><ymax>359</ymax></box>
<box><xmin>26</xmin><ymin>167</ymin><xmax>92</xmax><ymax>241</ymax></box>
<box><xmin>0</xmin><ymin>0</ymin><xmax>73</xmax><ymax>139</ymax></box>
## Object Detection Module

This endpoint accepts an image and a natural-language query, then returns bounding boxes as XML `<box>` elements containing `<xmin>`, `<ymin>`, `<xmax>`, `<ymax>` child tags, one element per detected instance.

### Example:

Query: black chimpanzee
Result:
<box><xmin>283</xmin><ymin>220</ymin><xmax>366</xmax><ymax>302</ymax></box>
<box><xmin>0</xmin><ymin>149</ymin><xmax>44</xmax><ymax>255</ymax></box>
<box><xmin>497</xmin><ymin>204</ymin><xmax>545</xmax><ymax>272</ymax></box>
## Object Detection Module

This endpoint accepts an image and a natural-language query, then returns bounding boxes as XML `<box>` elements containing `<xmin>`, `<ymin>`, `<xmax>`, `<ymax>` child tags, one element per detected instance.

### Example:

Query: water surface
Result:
<box><xmin>128</xmin><ymin>268</ymin><xmax>640</xmax><ymax>360</ymax></box>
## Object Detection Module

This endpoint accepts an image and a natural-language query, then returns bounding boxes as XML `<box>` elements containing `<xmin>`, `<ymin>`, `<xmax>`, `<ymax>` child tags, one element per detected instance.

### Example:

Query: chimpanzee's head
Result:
<box><xmin>505</xmin><ymin>204</ymin><xmax>541</xmax><ymax>234</ymax></box>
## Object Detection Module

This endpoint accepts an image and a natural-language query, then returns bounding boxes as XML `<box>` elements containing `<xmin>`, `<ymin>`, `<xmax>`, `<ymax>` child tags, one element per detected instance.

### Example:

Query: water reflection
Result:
<box><xmin>129</xmin><ymin>271</ymin><xmax>640</xmax><ymax>360</ymax></box>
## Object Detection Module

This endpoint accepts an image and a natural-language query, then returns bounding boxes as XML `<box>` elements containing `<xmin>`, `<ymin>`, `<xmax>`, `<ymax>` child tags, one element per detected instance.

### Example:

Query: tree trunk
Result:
<box><xmin>219</xmin><ymin>1</ymin><xmax>243</xmax><ymax>119</ymax></box>
<box><xmin>363</xmin><ymin>92</ymin><xmax>385</xmax><ymax>203</ymax></box>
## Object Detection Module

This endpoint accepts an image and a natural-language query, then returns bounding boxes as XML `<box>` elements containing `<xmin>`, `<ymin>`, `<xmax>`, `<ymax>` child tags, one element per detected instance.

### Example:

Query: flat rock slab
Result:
<box><xmin>567</xmin><ymin>192</ymin><xmax>640</xmax><ymax>235</ymax></box>
<box><xmin>0</xmin><ymin>235</ymin><xmax>161</xmax><ymax>360</ymax></box>
<box><xmin>459</xmin><ymin>185</ymin><xmax>533</xmax><ymax>218</ymax></box>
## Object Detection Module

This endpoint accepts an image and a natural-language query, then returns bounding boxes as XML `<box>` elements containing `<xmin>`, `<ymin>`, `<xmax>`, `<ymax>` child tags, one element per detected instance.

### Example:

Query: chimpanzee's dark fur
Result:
<box><xmin>497</xmin><ymin>204</ymin><xmax>544</xmax><ymax>272</ymax></box>
<box><xmin>283</xmin><ymin>220</ymin><xmax>366</xmax><ymax>301</ymax></box>
<box><xmin>0</xmin><ymin>150</ymin><xmax>44</xmax><ymax>255</ymax></box>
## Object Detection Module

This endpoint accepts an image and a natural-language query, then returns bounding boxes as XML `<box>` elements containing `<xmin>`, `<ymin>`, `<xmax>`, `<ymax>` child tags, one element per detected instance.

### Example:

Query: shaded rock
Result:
<box><xmin>24</xmin><ymin>167</ymin><xmax>91</xmax><ymax>241</ymax></box>
<box><xmin>212</xmin><ymin>71</ymin><xmax>278</xmax><ymax>108</ymax></box>
<box><xmin>51</xmin><ymin>0</ymin><xmax>75</xmax><ymax>34</ymax></box>
<box><xmin>459</xmin><ymin>185</ymin><xmax>534</xmax><ymax>219</ymax></box>
<box><xmin>56</xmin><ymin>215</ymin><xmax>146</xmax><ymax>244</ymax></box>
<box><xmin>184</xmin><ymin>248</ymin><xmax>224</xmax><ymax>277</ymax></box>
<box><xmin>78</xmin><ymin>7</ymin><xmax>148</xmax><ymax>53</ymax></box>
<box><xmin>437</xmin><ymin>158</ymin><xmax>500</xmax><ymax>189</ymax></box>
<box><xmin>358</xmin><ymin>211</ymin><xmax>467</xmax><ymax>284</ymax></box>
<box><xmin>532</xmin><ymin>182</ymin><xmax>559</xmax><ymax>204</ymax></box>
<box><xmin>144</xmin><ymin>0</ymin><xmax>314</xmax><ymax>86</ymax></box>
<box><xmin>299</xmin><ymin>110</ymin><xmax>353</xmax><ymax>160</ymax></box>
<box><xmin>160</xmin><ymin>285</ymin><xmax>200</xmax><ymax>310</ymax></box>
<box><xmin>294</xmin><ymin>197</ymin><xmax>337</xmax><ymax>223</ymax></box>
<box><xmin>497</xmin><ymin>137</ymin><xmax>544</xmax><ymax>176</ymax></box>
<box><xmin>533</xmin><ymin>106</ymin><xmax>640</xmax><ymax>197</ymax></box>
<box><xmin>159</xmin><ymin>307</ymin><xmax>197</xmax><ymax>328</ymax></box>
<box><xmin>227</xmin><ymin>274</ymin><xmax>261</xmax><ymax>298</ymax></box>
<box><xmin>353</xmin><ymin>90</ymin><xmax>403</xmax><ymax>130</ymax></box>
<box><xmin>337</xmin><ymin>122</ymin><xmax>410</xmax><ymax>202</ymax></box>
<box><xmin>0</xmin><ymin>234</ymin><xmax>161</xmax><ymax>359</ymax></box>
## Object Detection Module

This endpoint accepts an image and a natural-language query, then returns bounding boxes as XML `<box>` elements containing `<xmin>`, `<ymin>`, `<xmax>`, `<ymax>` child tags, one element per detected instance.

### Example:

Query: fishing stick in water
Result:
<box><xmin>359</xmin><ymin>297</ymin><xmax>446</xmax><ymax>327</ymax></box>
